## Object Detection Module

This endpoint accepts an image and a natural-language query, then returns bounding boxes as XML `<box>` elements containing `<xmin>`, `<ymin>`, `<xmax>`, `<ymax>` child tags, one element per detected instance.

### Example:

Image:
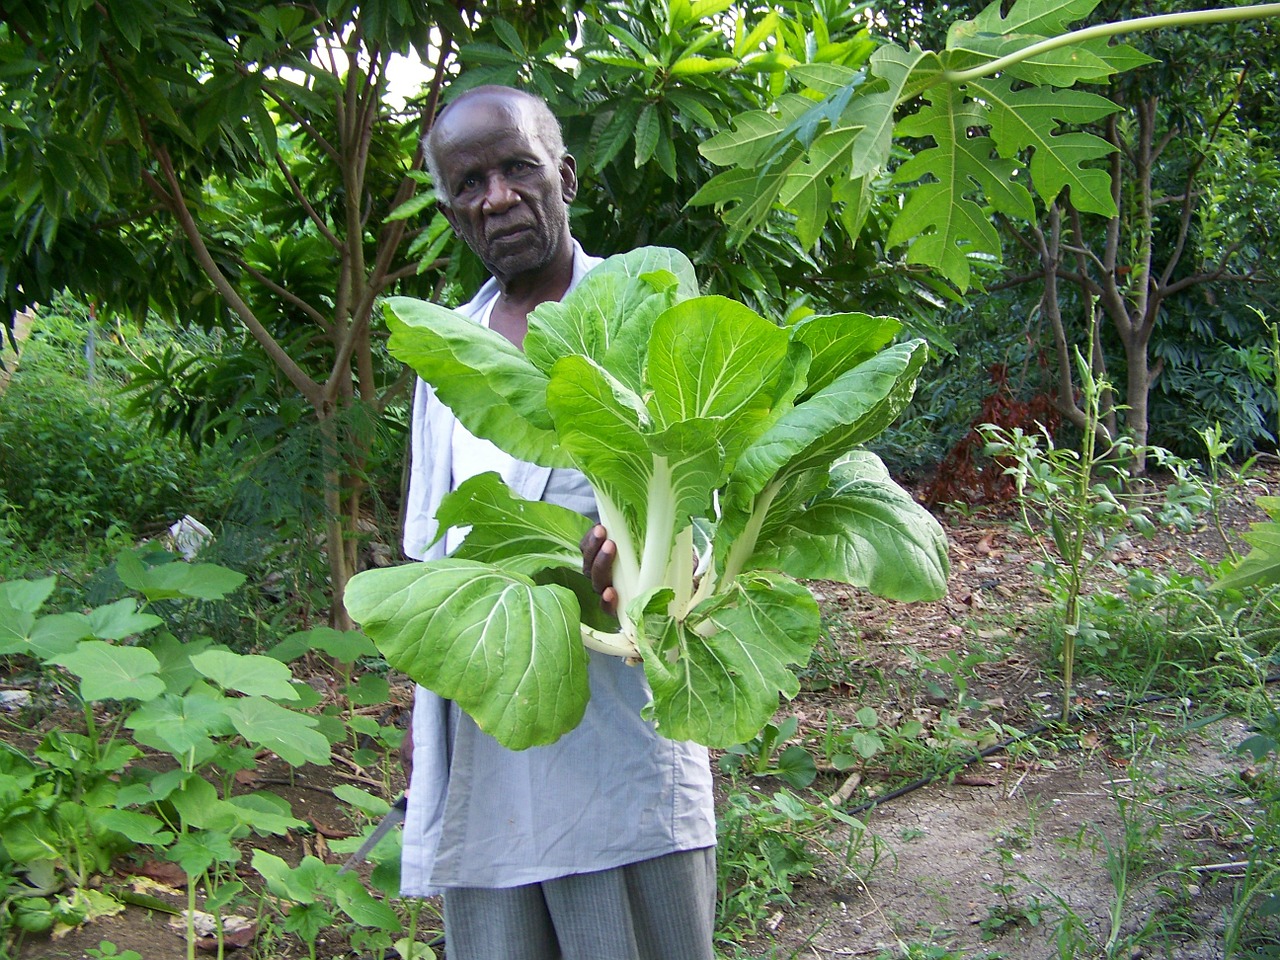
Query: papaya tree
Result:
<box><xmin>694</xmin><ymin>0</ymin><xmax>1280</xmax><ymax>464</ymax></box>
<box><xmin>1005</xmin><ymin>7</ymin><xmax>1280</xmax><ymax>468</ymax></box>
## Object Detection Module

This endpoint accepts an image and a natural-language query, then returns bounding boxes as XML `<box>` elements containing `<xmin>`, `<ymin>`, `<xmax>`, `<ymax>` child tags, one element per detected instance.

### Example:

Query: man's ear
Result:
<box><xmin>438</xmin><ymin>200</ymin><xmax>458</xmax><ymax>232</ymax></box>
<box><xmin>559</xmin><ymin>154</ymin><xmax>578</xmax><ymax>203</ymax></box>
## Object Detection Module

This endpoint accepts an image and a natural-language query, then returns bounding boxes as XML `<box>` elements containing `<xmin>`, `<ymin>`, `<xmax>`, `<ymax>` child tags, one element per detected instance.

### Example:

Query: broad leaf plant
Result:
<box><xmin>345</xmin><ymin>247</ymin><xmax>949</xmax><ymax>750</ymax></box>
<box><xmin>691</xmin><ymin>0</ymin><xmax>1280</xmax><ymax>292</ymax></box>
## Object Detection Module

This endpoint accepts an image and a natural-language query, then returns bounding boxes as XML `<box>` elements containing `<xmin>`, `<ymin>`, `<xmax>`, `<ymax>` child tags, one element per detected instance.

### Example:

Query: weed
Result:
<box><xmin>720</xmin><ymin>716</ymin><xmax>818</xmax><ymax>789</ymax></box>
<box><xmin>873</xmin><ymin>939</ymin><xmax>1004</xmax><ymax>959</ymax></box>
<box><xmin>978</xmin><ymin>897</ymin><xmax>1048</xmax><ymax>941</ymax></box>
<box><xmin>715</xmin><ymin>784</ymin><xmax>869</xmax><ymax>946</ymax></box>
<box><xmin>86</xmin><ymin>942</ymin><xmax>143</xmax><ymax>960</ymax></box>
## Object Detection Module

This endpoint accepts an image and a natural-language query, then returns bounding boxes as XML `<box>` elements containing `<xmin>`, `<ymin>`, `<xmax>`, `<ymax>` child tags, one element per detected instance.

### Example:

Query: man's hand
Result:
<box><xmin>580</xmin><ymin>523</ymin><xmax>618</xmax><ymax>617</ymax></box>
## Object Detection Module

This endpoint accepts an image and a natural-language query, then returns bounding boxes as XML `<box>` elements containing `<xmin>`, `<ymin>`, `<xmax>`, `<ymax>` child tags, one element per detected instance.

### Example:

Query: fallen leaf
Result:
<box><xmin>953</xmin><ymin>774</ymin><xmax>998</xmax><ymax>787</ymax></box>
<box><xmin>309</xmin><ymin>818</ymin><xmax>354</xmax><ymax>840</ymax></box>
<box><xmin>129</xmin><ymin>875</ymin><xmax>185</xmax><ymax>898</ymax></box>
<box><xmin>123</xmin><ymin>860</ymin><xmax>189</xmax><ymax>887</ymax></box>
<box><xmin>196</xmin><ymin>917</ymin><xmax>257</xmax><ymax>953</ymax></box>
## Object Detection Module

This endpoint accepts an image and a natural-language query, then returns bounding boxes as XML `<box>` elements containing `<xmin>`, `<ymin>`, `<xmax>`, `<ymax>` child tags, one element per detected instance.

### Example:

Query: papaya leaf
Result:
<box><xmin>1212</xmin><ymin>497</ymin><xmax>1280</xmax><ymax>592</ymax></box>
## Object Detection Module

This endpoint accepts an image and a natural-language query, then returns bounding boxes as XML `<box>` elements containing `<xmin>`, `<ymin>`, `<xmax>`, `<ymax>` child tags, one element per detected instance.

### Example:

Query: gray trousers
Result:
<box><xmin>442</xmin><ymin>847</ymin><xmax>717</xmax><ymax>960</ymax></box>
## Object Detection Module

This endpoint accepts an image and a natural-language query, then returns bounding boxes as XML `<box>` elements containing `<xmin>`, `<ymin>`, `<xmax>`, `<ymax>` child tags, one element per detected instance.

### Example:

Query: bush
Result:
<box><xmin>0</xmin><ymin>302</ymin><xmax>216</xmax><ymax>546</ymax></box>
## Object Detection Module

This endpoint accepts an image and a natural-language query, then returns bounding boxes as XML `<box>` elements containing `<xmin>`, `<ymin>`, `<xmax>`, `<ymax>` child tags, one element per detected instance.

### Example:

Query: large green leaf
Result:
<box><xmin>546</xmin><ymin>356</ymin><xmax>725</xmax><ymax>554</ymax></box>
<box><xmin>728</xmin><ymin>340</ymin><xmax>929</xmax><ymax>503</ymax></box>
<box><xmin>51</xmin><ymin>641</ymin><xmax>165</xmax><ymax>702</ymax></box>
<box><xmin>125</xmin><ymin>691</ymin><xmax>233</xmax><ymax>755</ymax></box>
<box><xmin>226</xmin><ymin>793</ymin><xmax>307</xmax><ymax>837</ymax></box>
<box><xmin>224</xmin><ymin>697</ymin><xmax>331</xmax><ymax>767</ymax></box>
<box><xmin>636</xmin><ymin>572</ymin><xmax>820</xmax><ymax>747</ymax></box>
<box><xmin>1213</xmin><ymin>497</ymin><xmax>1280</xmax><ymax>592</ymax></box>
<box><xmin>385</xmin><ymin>297</ymin><xmax>568</xmax><ymax>467</ymax></box>
<box><xmin>0</xmin><ymin>608</ymin><xmax>91</xmax><ymax>659</ymax></box>
<box><xmin>28</xmin><ymin>614</ymin><xmax>94</xmax><ymax>659</ymax></box>
<box><xmin>972</xmin><ymin>77</ymin><xmax>1119</xmax><ymax>214</ymax></box>
<box><xmin>750</xmin><ymin>453</ymin><xmax>950</xmax><ymax>601</ymax></box>
<box><xmin>0</xmin><ymin>576</ymin><xmax>55</xmax><ymax>613</ymax></box>
<box><xmin>525</xmin><ymin>246</ymin><xmax>698</xmax><ymax>393</ymax></box>
<box><xmin>546</xmin><ymin>355</ymin><xmax>655</xmax><ymax>550</ymax></box>
<box><xmin>190</xmin><ymin>650</ymin><xmax>300</xmax><ymax>699</ymax></box>
<box><xmin>116</xmin><ymin>551</ymin><xmax>246</xmax><ymax>601</ymax></box>
<box><xmin>948</xmin><ymin>0</ymin><xmax>1153</xmax><ymax>87</ymax></box>
<box><xmin>645</xmin><ymin>296</ymin><xmax>807</xmax><ymax>466</ymax></box>
<box><xmin>84</xmin><ymin>599</ymin><xmax>163</xmax><ymax>640</ymax></box>
<box><xmin>437</xmin><ymin>471</ymin><xmax>591</xmax><ymax>577</ymax></box>
<box><xmin>344</xmin><ymin>559</ymin><xmax>589</xmax><ymax>750</ymax></box>
<box><xmin>788</xmin><ymin>312</ymin><xmax>903</xmax><ymax>398</ymax></box>
<box><xmin>888</xmin><ymin>82</ymin><xmax>1036</xmax><ymax>288</ymax></box>
<box><xmin>268</xmin><ymin>626</ymin><xmax>377</xmax><ymax>665</ymax></box>
<box><xmin>526</xmin><ymin>270</ymin><xmax>676</xmax><ymax>393</ymax></box>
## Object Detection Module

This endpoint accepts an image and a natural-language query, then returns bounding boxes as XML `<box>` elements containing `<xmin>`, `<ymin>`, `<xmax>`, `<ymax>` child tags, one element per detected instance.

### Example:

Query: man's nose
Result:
<box><xmin>481</xmin><ymin>174</ymin><xmax>520</xmax><ymax>212</ymax></box>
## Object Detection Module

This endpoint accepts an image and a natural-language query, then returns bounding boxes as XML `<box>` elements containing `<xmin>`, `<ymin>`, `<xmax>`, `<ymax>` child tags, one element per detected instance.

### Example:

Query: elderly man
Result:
<box><xmin>399</xmin><ymin>84</ymin><xmax>717</xmax><ymax>960</ymax></box>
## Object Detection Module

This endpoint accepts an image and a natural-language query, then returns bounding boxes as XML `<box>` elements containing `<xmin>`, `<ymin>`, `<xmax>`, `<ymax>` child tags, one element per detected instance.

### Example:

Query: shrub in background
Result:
<box><xmin>0</xmin><ymin>308</ymin><xmax>215</xmax><ymax>546</ymax></box>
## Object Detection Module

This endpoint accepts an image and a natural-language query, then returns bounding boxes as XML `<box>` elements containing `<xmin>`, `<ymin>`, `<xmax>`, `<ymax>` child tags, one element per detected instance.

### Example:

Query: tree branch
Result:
<box><xmin>235</xmin><ymin>258</ymin><xmax>334</xmax><ymax>333</ymax></box>
<box><xmin>142</xmin><ymin>148</ymin><xmax>322</xmax><ymax>408</ymax></box>
<box><xmin>275</xmin><ymin>154</ymin><xmax>343</xmax><ymax>251</ymax></box>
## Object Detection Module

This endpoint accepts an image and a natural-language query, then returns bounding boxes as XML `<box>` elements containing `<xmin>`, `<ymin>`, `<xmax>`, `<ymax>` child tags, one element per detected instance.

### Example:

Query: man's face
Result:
<box><xmin>432</xmin><ymin>94</ymin><xmax>577</xmax><ymax>286</ymax></box>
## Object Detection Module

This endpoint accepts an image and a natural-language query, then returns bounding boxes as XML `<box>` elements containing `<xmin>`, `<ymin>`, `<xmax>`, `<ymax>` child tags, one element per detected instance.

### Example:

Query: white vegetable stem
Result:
<box><xmin>718</xmin><ymin>479</ymin><xmax>784</xmax><ymax>586</ymax></box>
<box><xmin>580</xmin><ymin>624</ymin><xmax>639</xmax><ymax>659</ymax></box>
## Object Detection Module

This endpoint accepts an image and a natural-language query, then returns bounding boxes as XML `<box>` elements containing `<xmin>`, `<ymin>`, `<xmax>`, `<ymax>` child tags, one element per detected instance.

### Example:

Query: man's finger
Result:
<box><xmin>581</xmin><ymin>523</ymin><xmax>607</xmax><ymax>577</ymax></box>
<box><xmin>589</xmin><ymin>537</ymin><xmax>615</xmax><ymax>595</ymax></box>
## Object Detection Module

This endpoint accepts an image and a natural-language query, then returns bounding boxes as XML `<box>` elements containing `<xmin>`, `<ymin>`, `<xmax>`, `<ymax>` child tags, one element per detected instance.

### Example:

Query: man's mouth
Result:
<box><xmin>488</xmin><ymin>224</ymin><xmax>534</xmax><ymax>243</ymax></box>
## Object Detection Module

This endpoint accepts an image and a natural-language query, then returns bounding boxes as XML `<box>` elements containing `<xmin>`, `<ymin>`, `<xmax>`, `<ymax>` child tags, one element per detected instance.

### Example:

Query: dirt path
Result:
<box><xmin>763</xmin><ymin>716</ymin><xmax>1254</xmax><ymax>959</ymax></box>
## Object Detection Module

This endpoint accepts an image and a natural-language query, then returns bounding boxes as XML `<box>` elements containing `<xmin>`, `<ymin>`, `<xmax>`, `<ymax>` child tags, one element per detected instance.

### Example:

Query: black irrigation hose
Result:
<box><xmin>843</xmin><ymin>670</ymin><xmax>1280</xmax><ymax>819</ymax></box>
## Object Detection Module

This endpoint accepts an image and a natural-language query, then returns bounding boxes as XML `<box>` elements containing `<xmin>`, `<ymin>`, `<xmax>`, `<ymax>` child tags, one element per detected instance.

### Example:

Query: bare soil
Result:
<box><xmin>12</xmin><ymin>465</ymin><xmax>1279</xmax><ymax>960</ymax></box>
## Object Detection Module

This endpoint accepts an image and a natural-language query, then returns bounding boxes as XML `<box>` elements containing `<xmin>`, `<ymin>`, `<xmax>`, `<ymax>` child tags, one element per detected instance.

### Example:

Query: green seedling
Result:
<box><xmin>252</xmin><ymin>851</ymin><xmax>403</xmax><ymax>960</ymax></box>
<box><xmin>720</xmin><ymin>716</ymin><xmax>818</xmax><ymax>788</ymax></box>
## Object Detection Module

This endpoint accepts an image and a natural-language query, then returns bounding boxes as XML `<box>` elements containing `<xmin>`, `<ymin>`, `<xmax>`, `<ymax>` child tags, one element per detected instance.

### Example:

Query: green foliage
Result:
<box><xmin>0</xmin><ymin>552</ymin><xmax>363</xmax><ymax>951</ymax></box>
<box><xmin>1147</xmin><ymin>293</ymin><xmax>1279</xmax><ymax>460</ymax></box>
<box><xmin>252</xmin><ymin>851</ymin><xmax>404</xmax><ymax>959</ymax></box>
<box><xmin>982</xmin><ymin>337</ymin><xmax>1214</xmax><ymax>717</ymax></box>
<box><xmin>715</xmin><ymin>786</ymin><xmax>866</xmax><ymax>946</ymax></box>
<box><xmin>0</xmin><ymin>317</ymin><xmax>215</xmax><ymax>545</ymax></box>
<box><xmin>719</xmin><ymin>716</ymin><xmax>818</xmax><ymax>789</ymax></box>
<box><xmin>693</xmin><ymin>0</ymin><xmax>1157</xmax><ymax>291</ymax></box>
<box><xmin>346</xmin><ymin>247</ymin><xmax>949</xmax><ymax>750</ymax></box>
<box><xmin>1215</xmin><ymin>497</ymin><xmax>1280</xmax><ymax>593</ymax></box>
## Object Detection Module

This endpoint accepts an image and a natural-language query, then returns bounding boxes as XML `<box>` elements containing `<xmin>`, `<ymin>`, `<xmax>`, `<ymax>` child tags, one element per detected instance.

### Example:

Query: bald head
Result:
<box><xmin>424</xmin><ymin>86</ymin><xmax>567</xmax><ymax>205</ymax></box>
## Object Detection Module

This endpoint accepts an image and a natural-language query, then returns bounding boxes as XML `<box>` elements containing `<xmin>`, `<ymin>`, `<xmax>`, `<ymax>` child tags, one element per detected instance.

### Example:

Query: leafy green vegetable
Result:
<box><xmin>345</xmin><ymin>247</ymin><xmax>948</xmax><ymax>749</ymax></box>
